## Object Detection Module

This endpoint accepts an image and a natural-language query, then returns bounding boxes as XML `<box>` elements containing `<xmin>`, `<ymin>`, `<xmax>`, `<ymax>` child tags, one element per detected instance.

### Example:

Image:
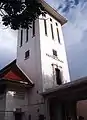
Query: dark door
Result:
<box><xmin>49</xmin><ymin>99</ymin><xmax>66</xmax><ymax>120</ymax></box>
<box><xmin>15</xmin><ymin>113</ymin><xmax>22</xmax><ymax>120</ymax></box>
<box><xmin>55</xmin><ymin>68</ymin><xmax>62</xmax><ymax>85</ymax></box>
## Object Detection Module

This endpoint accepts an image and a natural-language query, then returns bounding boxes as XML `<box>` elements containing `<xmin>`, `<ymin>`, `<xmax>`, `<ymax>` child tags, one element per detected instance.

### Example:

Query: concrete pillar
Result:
<box><xmin>44</xmin><ymin>98</ymin><xmax>50</xmax><ymax>120</ymax></box>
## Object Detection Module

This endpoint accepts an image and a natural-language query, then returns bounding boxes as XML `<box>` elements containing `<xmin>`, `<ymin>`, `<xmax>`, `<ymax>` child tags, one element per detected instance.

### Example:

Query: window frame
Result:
<box><xmin>55</xmin><ymin>68</ymin><xmax>62</xmax><ymax>85</ymax></box>
<box><xmin>53</xmin><ymin>49</ymin><xmax>57</xmax><ymax>57</ymax></box>
<box><xmin>50</xmin><ymin>18</ymin><xmax>52</xmax><ymax>22</ymax></box>
<box><xmin>25</xmin><ymin>50</ymin><xmax>30</xmax><ymax>60</ymax></box>
<box><xmin>14</xmin><ymin>91</ymin><xmax>25</xmax><ymax>99</ymax></box>
<box><xmin>56</xmin><ymin>22</ymin><xmax>58</xmax><ymax>26</ymax></box>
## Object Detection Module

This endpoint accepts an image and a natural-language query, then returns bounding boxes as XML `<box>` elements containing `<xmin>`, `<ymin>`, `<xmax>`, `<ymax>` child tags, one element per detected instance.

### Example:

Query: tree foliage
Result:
<box><xmin>0</xmin><ymin>0</ymin><xmax>45</xmax><ymax>30</ymax></box>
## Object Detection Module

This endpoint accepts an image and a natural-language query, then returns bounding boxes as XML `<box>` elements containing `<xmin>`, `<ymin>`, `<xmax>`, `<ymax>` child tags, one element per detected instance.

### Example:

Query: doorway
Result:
<box><xmin>15</xmin><ymin>113</ymin><xmax>22</xmax><ymax>120</ymax></box>
<box><xmin>49</xmin><ymin>99</ymin><xmax>66</xmax><ymax>120</ymax></box>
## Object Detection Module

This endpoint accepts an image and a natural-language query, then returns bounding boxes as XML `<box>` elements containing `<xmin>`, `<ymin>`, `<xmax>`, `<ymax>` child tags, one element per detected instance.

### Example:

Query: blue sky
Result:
<box><xmin>0</xmin><ymin>0</ymin><xmax>87</xmax><ymax>81</ymax></box>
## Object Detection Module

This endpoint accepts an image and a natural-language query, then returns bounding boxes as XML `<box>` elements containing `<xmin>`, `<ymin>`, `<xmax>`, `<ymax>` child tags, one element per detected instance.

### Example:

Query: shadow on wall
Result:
<box><xmin>43</xmin><ymin>73</ymin><xmax>54</xmax><ymax>90</ymax></box>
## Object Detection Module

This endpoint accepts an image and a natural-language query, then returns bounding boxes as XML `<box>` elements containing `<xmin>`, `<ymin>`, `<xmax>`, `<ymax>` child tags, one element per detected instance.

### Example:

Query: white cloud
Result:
<box><xmin>63</xmin><ymin>1</ymin><xmax>87</xmax><ymax>80</ymax></box>
<box><xmin>0</xmin><ymin>24</ymin><xmax>17</xmax><ymax>69</ymax></box>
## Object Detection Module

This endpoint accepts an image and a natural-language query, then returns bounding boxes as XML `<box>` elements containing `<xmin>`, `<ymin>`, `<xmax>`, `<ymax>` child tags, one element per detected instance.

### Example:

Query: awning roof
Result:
<box><xmin>41</xmin><ymin>77</ymin><xmax>87</xmax><ymax>101</ymax></box>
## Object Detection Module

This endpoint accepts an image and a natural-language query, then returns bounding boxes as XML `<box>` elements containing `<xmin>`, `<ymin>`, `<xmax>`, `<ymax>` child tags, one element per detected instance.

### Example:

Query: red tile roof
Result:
<box><xmin>0</xmin><ymin>60</ymin><xmax>34</xmax><ymax>87</ymax></box>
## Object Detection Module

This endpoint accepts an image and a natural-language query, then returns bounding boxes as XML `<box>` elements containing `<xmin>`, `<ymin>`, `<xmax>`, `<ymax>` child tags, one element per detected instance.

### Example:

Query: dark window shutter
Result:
<box><xmin>55</xmin><ymin>68</ymin><xmax>62</xmax><ymax>85</ymax></box>
<box><xmin>26</xmin><ymin>28</ymin><xmax>28</xmax><ymax>42</ymax></box>
<box><xmin>56</xmin><ymin>28</ymin><xmax>60</xmax><ymax>43</ymax></box>
<box><xmin>44</xmin><ymin>19</ymin><xmax>47</xmax><ymax>35</ymax></box>
<box><xmin>20</xmin><ymin>29</ymin><xmax>23</xmax><ymax>47</ymax></box>
<box><xmin>25</xmin><ymin>50</ymin><xmax>30</xmax><ymax>59</ymax></box>
<box><xmin>50</xmin><ymin>24</ymin><xmax>54</xmax><ymax>39</ymax></box>
<box><xmin>53</xmin><ymin>50</ymin><xmax>57</xmax><ymax>56</ymax></box>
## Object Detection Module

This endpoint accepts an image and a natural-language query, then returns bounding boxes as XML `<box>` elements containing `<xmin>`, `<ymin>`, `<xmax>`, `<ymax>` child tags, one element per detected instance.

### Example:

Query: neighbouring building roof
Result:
<box><xmin>38</xmin><ymin>0</ymin><xmax>67</xmax><ymax>25</ymax></box>
<box><xmin>0</xmin><ymin>60</ymin><xmax>34</xmax><ymax>87</ymax></box>
<box><xmin>41</xmin><ymin>77</ymin><xmax>87</xmax><ymax>101</ymax></box>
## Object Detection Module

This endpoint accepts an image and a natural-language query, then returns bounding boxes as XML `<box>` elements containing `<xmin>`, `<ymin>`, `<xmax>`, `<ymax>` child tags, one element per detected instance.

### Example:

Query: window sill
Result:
<box><xmin>24</xmin><ymin>57</ymin><xmax>29</xmax><ymax>60</ymax></box>
<box><xmin>53</xmin><ymin>55</ymin><xmax>58</xmax><ymax>59</ymax></box>
<box><xmin>32</xmin><ymin>35</ymin><xmax>35</xmax><ymax>38</ymax></box>
<box><xmin>26</xmin><ymin>41</ymin><xmax>28</xmax><ymax>43</ymax></box>
<box><xmin>45</xmin><ymin>34</ymin><xmax>48</xmax><ymax>36</ymax></box>
<box><xmin>20</xmin><ymin>45</ymin><xmax>22</xmax><ymax>47</ymax></box>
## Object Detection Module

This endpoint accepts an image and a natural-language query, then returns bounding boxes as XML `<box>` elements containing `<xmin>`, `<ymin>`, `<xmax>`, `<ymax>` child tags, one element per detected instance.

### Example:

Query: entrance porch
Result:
<box><xmin>42</xmin><ymin>77</ymin><xmax>87</xmax><ymax>120</ymax></box>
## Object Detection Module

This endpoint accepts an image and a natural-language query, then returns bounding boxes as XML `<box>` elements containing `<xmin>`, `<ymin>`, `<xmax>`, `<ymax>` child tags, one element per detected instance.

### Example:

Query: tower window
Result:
<box><xmin>50</xmin><ymin>24</ymin><xmax>54</xmax><ymax>39</ymax></box>
<box><xmin>56</xmin><ymin>22</ymin><xmax>58</xmax><ymax>26</ymax></box>
<box><xmin>55</xmin><ymin>68</ymin><xmax>62</xmax><ymax>85</ymax></box>
<box><xmin>26</xmin><ymin>28</ymin><xmax>28</xmax><ymax>42</ymax></box>
<box><xmin>56</xmin><ymin>28</ymin><xmax>60</xmax><ymax>43</ymax></box>
<box><xmin>53</xmin><ymin>49</ymin><xmax>57</xmax><ymax>57</ymax></box>
<box><xmin>14</xmin><ymin>91</ymin><xmax>25</xmax><ymax>99</ymax></box>
<box><xmin>32</xmin><ymin>21</ymin><xmax>35</xmax><ymax>37</ymax></box>
<box><xmin>50</xmin><ymin>18</ymin><xmax>52</xmax><ymax>22</ymax></box>
<box><xmin>25</xmin><ymin>50</ymin><xmax>30</xmax><ymax>59</ymax></box>
<box><xmin>20</xmin><ymin>29</ymin><xmax>23</xmax><ymax>47</ymax></box>
<box><xmin>44</xmin><ymin>19</ymin><xmax>47</xmax><ymax>36</ymax></box>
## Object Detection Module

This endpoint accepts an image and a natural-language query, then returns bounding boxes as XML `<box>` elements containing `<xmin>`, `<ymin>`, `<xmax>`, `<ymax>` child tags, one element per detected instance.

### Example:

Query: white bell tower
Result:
<box><xmin>16</xmin><ymin>0</ymin><xmax>70</xmax><ymax>92</ymax></box>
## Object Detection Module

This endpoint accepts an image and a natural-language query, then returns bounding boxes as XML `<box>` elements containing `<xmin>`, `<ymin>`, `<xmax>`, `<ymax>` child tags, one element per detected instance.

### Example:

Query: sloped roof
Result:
<box><xmin>41</xmin><ymin>77</ymin><xmax>87</xmax><ymax>101</ymax></box>
<box><xmin>38</xmin><ymin>0</ymin><xmax>67</xmax><ymax>25</ymax></box>
<box><xmin>0</xmin><ymin>60</ymin><xmax>34</xmax><ymax>87</ymax></box>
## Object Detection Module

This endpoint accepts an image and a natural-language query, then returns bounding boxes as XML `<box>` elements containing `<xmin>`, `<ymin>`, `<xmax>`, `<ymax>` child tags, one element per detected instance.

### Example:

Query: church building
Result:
<box><xmin>0</xmin><ymin>0</ymin><xmax>72</xmax><ymax>120</ymax></box>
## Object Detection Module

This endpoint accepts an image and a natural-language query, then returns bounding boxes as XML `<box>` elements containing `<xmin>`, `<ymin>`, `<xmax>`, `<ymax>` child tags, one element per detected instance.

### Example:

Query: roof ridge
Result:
<box><xmin>0</xmin><ymin>59</ymin><xmax>16</xmax><ymax>74</ymax></box>
<box><xmin>16</xmin><ymin>64</ymin><xmax>34</xmax><ymax>85</ymax></box>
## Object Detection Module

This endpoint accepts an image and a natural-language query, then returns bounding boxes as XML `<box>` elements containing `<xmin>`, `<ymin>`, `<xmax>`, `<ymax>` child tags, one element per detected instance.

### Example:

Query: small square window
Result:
<box><xmin>14</xmin><ymin>91</ymin><xmax>25</xmax><ymax>99</ymax></box>
<box><xmin>53</xmin><ymin>49</ymin><xmax>57</xmax><ymax>57</ymax></box>
<box><xmin>25</xmin><ymin>50</ymin><xmax>30</xmax><ymax>59</ymax></box>
<box><xmin>50</xmin><ymin>18</ymin><xmax>52</xmax><ymax>22</ymax></box>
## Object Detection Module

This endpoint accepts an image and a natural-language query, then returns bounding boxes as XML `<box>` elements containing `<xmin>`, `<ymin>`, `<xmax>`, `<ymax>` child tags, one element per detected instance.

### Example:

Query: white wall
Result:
<box><xmin>5</xmin><ymin>87</ymin><xmax>28</xmax><ymax>120</ymax></box>
<box><xmin>16</xmin><ymin>19</ymin><xmax>45</xmax><ymax>119</ymax></box>
<box><xmin>39</xmin><ymin>14</ymin><xmax>70</xmax><ymax>91</ymax></box>
<box><xmin>0</xmin><ymin>94</ymin><xmax>6</xmax><ymax>120</ymax></box>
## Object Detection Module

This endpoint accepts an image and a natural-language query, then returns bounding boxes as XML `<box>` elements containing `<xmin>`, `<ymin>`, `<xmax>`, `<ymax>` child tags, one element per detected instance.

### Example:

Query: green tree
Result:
<box><xmin>0</xmin><ymin>0</ymin><xmax>45</xmax><ymax>30</ymax></box>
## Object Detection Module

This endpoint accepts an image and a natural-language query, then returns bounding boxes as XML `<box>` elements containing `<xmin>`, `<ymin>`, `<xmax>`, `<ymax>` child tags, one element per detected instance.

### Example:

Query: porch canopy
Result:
<box><xmin>42</xmin><ymin>77</ymin><xmax>87</xmax><ymax>101</ymax></box>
